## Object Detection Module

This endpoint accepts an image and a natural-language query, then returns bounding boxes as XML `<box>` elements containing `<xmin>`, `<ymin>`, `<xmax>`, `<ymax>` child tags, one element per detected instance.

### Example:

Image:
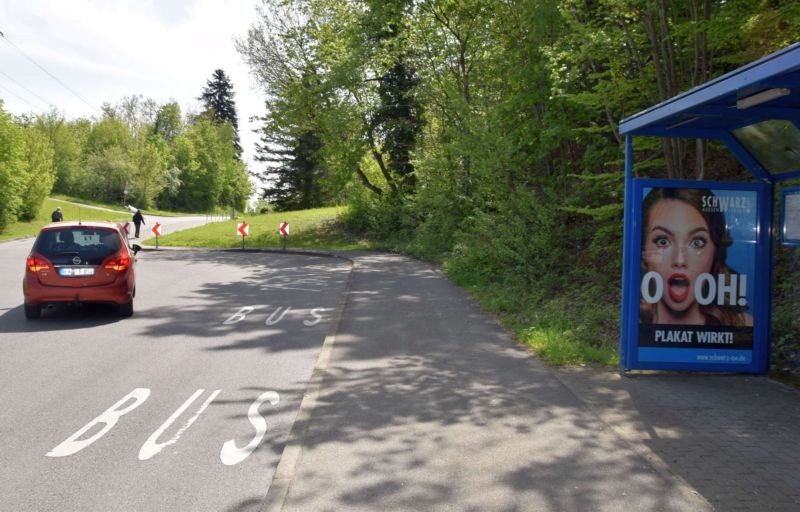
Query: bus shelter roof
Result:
<box><xmin>619</xmin><ymin>43</ymin><xmax>800</xmax><ymax>181</ymax></box>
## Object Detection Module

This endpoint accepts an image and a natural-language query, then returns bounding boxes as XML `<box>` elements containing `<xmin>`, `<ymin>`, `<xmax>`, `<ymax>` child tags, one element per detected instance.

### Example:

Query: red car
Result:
<box><xmin>23</xmin><ymin>221</ymin><xmax>141</xmax><ymax>319</ymax></box>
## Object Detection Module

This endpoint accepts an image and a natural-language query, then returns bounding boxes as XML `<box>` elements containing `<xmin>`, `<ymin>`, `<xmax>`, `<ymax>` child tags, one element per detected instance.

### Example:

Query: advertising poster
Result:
<box><xmin>637</xmin><ymin>185</ymin><xmax>758</xmax><ymax>365</ymax></box>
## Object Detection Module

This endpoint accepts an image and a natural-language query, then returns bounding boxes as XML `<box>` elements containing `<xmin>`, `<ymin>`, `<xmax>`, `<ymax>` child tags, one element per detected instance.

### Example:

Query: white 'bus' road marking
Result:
<box><xmin>223</xmin><ymin>306</ymin><xmax>254</xmax><ymax>325</ymax></box>
<box><xmin>47</xmin><ymin>388</ymin><xmax>151</xmax><ymax>457</ymax></box>
<box><xmin>266</xmin><ymin>307</ymin><xmax>291</xmax><ymax>325</ymax></box>
<box><xmin>138</xmin><ymin>389</ymin><xmax>220</xmax><ymax>461</ymax></box>
<box><xmin>220</xmin><ymin>390</ymin><xmax>280</xmax><ymax>466</ymax></box>
<box><xmin>304</xmin><ymin>308</ymin><xmax>330</xmax><ymax>326</ymax></box>
<box><xmin>222</xmin><ymin>306</ymin><xmax>331</xmax><ymax>326</ymax></box>
<box><xmin>46</xmin><ymin>388</ymin><xmax>279</xmax><ymax>466</ymax></box>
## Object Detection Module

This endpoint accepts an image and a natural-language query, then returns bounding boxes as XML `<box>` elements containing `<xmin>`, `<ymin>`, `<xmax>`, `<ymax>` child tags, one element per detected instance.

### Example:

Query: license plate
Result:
<box><xmin>59</xmin><ymin>267</ymin><xmax>95</xmax><ymax>277</ymax></box>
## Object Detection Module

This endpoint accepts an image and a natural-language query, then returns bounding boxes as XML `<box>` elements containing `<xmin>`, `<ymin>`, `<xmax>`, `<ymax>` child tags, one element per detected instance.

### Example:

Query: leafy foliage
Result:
<box><xmin>17</xmin><ymin>128</ymin><xmax>55</xmax><ymax>221</ymax></box>
<box><xmin>0</xmin><ymin>102</ymin><xmax>25</xmax><ymax>230</ymax></box>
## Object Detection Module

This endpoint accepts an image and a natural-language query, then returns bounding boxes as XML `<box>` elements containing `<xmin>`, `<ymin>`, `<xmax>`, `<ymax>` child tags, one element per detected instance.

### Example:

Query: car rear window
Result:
<box><xmin>35</xmin><ymin>228</ymin><xmax>121</xmax><ymax>265</ymax></box>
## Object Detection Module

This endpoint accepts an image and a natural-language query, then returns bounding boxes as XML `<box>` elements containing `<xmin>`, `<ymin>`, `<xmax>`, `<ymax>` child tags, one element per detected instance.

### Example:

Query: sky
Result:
<box><xmin>0</xmin><ymin>0</ymin><xmax>266</xmax><ymax>171</ymax></box>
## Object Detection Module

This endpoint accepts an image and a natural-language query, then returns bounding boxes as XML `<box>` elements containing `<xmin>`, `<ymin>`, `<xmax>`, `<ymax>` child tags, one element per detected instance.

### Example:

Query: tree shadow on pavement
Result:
<box><xmin>274</xmin><ymin>254</ymin><xmax>707</xmax><ymax>512</ymax></box>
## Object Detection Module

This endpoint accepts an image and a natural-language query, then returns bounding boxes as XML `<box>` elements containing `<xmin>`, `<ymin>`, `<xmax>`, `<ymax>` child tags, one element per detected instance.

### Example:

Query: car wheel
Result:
<box><xmin>24</xmin><ymin>303</ymin><xmax>41</xmax><ymax>320</ymax></box>
<box><xmin>117</xmin><ymin>299</ymin><xmax>134</xmax><ymax>317</ymax></box>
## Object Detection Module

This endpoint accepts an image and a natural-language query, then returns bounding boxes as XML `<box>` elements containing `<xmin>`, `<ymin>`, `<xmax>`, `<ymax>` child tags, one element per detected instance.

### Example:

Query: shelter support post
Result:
<box><xmin>619</xmin><ymin>135</ymin><xmax>635</xmax><ymax>372</ymax></box>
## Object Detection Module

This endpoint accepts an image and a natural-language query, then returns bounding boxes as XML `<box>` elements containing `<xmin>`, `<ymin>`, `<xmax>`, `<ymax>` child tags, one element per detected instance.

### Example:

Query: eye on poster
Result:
<box><xmin>636</xmin><ymin>184</ymin><xmax>760</xmax><ymax>367</ymax></box>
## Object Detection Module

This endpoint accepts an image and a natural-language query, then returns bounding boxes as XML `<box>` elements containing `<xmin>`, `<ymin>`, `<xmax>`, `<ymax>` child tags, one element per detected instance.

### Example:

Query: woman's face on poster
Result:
<box><xmin>643</xmin><ymin>198</ymin><xmax>716</xmax><ymax>314</ymax></box>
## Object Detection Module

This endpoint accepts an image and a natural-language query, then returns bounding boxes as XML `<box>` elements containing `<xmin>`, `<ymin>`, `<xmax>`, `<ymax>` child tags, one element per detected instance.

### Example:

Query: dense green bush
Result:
<box><xmin>0</xmin><ymin>105</ymin><xmax>25</xmax><ymax>230</ymax></box>
<box><xmin>341</xmin><ymin>189</ymin><xmax>415</xmax><ymax>243</ymax></box>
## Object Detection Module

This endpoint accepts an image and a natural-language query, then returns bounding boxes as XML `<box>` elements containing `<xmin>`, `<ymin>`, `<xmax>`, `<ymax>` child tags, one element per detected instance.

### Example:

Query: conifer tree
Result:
<box><xmin>199</xmin><ymin>69</ymin><xmax>242</xmax><ymax>159</ymax></box>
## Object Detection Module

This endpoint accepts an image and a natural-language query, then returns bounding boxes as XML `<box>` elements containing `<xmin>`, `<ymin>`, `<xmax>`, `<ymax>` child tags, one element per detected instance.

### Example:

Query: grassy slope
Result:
<box><xmin>0</xmin><ymin>198</ymin><xmax>132</xmax><ymax>241</ymax></box>
<box><xmin>146</xmin><ymin>206</ymin><xmax>369</xmax><ymax>251</ymax></box>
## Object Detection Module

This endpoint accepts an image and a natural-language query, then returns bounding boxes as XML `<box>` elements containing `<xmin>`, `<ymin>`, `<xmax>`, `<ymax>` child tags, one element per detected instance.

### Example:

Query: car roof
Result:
<box><xmin>41</xmin><ymin>221</ymin><xmax>122</xmax><ymax>231</ymax></box>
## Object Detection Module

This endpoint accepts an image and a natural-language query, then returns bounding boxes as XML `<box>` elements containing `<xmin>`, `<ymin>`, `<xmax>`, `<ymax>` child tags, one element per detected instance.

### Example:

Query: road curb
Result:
<box><xmin>259</xmin><ymin>252</ymin><xmax>356</xmax><ymax>512</ymax></box>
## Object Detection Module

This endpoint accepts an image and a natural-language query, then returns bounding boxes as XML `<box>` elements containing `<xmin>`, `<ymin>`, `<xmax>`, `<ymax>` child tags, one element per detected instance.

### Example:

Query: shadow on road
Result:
<box><xmin>0</xmin><ymin>303</ymin><xmax>125</xmax><ymax>332</ymax></box>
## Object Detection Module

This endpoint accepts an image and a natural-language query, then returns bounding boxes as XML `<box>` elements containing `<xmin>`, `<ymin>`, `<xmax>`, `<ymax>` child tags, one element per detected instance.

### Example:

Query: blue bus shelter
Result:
<box><xmin>619</xmin><ymin>43</ymin><xmax>800</xmax><ymax>374</ymax></box>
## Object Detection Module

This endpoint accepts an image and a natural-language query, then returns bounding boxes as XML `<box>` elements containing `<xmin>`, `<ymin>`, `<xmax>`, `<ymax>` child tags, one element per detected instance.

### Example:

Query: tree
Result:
<box><xmin>355</xmin><ymin>0</ymin><xmax>424</xmax><ymax>195</ymax></box>
<box><xmin>199</xmin><ymin>69</ymin><xmax>242</xmax><ymax>158</ymax></box>
<box><xmin>237</xmin><ymin>1</ymin><xmax>331</xmax><ymax>208</ymax></box>
<box><xmin>153</xmin><ymin>102</ymin><xmax>184</xmax><ymax>143</ymax></box>
<box><xmin>168</xmin><ymin>134</ymin><xmax>201</xmax><ymax>210</ymax></box>
<box><xmin>86</xmin><ymin>117</ymin><xmax>133</xmax><ymax>155</ymax></box>
<box><xmin>259</xmin><ymin>123</ymin><xmax>325</xmax><ymax>211</ymax></box>
<box><xmin>32</xmin><ymin>111</ymin><xmax>90</xmax><ymax>196</ymax></box>
<box><xmin>81</xmin><ymin>117</ymin><xmax>136</xmax><ymax>203</ymax></box>
<box><xmin>172</xmin><ymin>117</ymin><xmax>250</xmax><ymax>211</ymax></box>
<box><xmin>128</xmin><ymin>138</ymin><xmax>167</xmax><ymax>208</ymax></box>
<box><xmin>373</xmin><ymin>55</ymin><xmax>423</xmax><ymax>193</ymax></box>
<box><xmin>83</xmin><ymin>146</ymin><xmax>136</xmax><ymax>204</ymax></box>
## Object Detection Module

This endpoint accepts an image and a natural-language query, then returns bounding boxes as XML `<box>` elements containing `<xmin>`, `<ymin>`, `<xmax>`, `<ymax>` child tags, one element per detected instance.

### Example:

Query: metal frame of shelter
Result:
<box><xmin>618</xmin><ymin>42</ymin><xmax>800</xmax><ymax>374</ymax></box>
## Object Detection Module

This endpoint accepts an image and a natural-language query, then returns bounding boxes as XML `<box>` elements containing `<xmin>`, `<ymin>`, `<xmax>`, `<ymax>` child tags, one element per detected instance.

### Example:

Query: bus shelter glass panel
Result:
<box><xmin>781</xmin><ymin>187</ymin><xmax>800</xmax><ymax>246</ymax></box>
<box><xmin>732</xmin><ymin>120</ymin><xmax>800</xmax><ymax>173</ymax></box>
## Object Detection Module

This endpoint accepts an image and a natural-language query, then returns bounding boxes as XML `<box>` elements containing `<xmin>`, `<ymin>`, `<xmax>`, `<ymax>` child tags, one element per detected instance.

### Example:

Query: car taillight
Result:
<box><xmin>103</xmin><ymin>253</ymin><xmax>131</xmax><ymax>272</ymax></box>
<box><xmin>26</xmin><ymin>254</ymin><xmax>51</xmax><ymax>272</ymax></box>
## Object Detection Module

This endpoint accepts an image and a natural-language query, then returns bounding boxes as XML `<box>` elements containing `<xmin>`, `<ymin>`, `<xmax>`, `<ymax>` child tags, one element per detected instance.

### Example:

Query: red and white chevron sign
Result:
<box><xmin>279</xmin><ymin>222</ymin><xmax>289</xmax><ymax>236</ymax></box>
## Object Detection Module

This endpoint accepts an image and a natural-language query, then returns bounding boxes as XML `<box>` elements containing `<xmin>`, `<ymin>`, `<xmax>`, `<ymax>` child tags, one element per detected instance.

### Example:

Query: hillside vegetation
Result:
<box><xmin>234</xmin><ymin>1</ymin><xmax>799</xmax><ymax>368</ymax></box>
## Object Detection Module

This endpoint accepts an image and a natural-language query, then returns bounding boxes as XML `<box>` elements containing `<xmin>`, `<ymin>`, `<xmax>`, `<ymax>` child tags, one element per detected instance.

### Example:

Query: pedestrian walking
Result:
<box><xmin>51</xmin><ymin>207</ymin><xmax>63</xmax><ymax>222</ymax></box>
<box><xmin>132</xmin><ymin>209</ymin><xmax>145</xmax><ymax>238</ymax></box>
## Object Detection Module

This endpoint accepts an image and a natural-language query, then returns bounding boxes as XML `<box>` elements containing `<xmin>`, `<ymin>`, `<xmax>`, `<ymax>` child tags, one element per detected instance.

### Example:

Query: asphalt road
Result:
<box><xmin>0</xmin><ymin>236</ymin><xmax>351</xmax><ymax>511</ymax></box>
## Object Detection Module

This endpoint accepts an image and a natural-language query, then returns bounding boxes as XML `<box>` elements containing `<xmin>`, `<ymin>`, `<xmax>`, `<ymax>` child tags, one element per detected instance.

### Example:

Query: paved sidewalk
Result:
<box><xmin>264</xmin><ymin>253</ymin><xmax>799</xmax><ymax>511</ymax></box>
<box><xmin>557</xmin><ymin>368</ymin><xmax>800</xmax><ymax>511</ymax></box>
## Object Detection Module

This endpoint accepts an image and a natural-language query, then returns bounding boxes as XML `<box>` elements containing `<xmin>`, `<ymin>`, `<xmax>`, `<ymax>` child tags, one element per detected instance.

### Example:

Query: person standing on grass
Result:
<box><xmin>132</xmin><ymin>209</ymin><xmax>145</xmax><ymax>238</ymax></box>
<box><xmin>51</xmin><ymin>207</ymin><xmax>63</xmax><ymax>222</ymax></box>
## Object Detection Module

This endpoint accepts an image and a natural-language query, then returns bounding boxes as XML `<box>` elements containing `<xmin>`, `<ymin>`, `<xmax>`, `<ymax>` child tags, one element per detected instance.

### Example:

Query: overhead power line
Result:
<box><xmin>0</xmin><ymin>30</ymin><xmax>98</xmax><ymax>113</ymax></box>
<box><xmin>0</xmin><ymin>69</ymin><xmax>53</xmax><ymax>108</ymax></box>
<box><xmin>0</xmin><ymin>81</ymin><xmax>47</xmax><ymax>112</ymax></box>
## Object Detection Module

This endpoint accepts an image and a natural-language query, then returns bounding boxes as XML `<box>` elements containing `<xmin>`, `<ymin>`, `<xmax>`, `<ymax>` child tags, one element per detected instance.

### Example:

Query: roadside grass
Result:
<box><xmin>449</xmin><ymin>276</ymin><xmax>619</xmax><ymax>368</ymax></box>
<box><xmin>146</xmin><ymin>206</ymin><xmax>371</xmax><ymax>251</ymax></box>
<box><xmin>0</xmin><ymin>197</ymin><xmax>132</xmax><ymax>241</ymax></box>
<box><xmin>517</xmin><ymin>318</ymin><xmax>618</xmax><ymax>367</ymax></box>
